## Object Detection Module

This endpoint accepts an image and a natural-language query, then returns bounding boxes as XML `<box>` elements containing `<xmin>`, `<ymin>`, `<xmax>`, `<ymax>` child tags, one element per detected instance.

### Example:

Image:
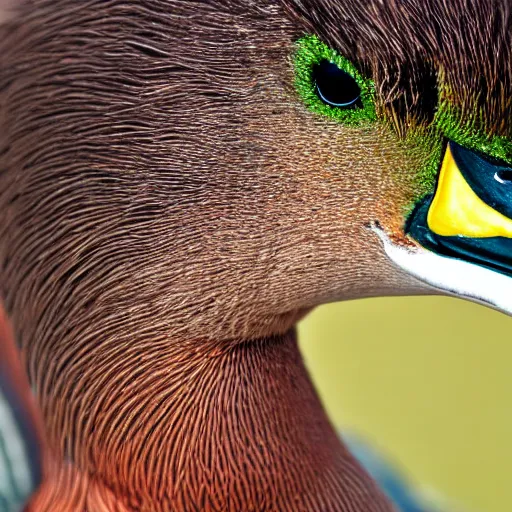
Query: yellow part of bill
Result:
<box><xmin>427</xmin><ymin>144</ymin><xmax>512</xmax><ymax>238</ymax></box>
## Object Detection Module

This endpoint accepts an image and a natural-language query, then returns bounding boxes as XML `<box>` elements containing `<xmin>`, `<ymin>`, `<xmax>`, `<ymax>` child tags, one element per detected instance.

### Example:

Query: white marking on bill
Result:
<box><xmin>373</xmin><ymin>225</ymin><xmax>512</xmax><ymax>316</ymax></box>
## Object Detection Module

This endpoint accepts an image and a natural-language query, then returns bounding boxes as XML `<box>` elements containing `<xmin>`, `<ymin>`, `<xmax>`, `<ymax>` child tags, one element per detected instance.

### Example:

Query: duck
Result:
<box><xmin>0</xmin><ymin>0</ymin><xmax>510</xmax><ymax>510</ymax></box>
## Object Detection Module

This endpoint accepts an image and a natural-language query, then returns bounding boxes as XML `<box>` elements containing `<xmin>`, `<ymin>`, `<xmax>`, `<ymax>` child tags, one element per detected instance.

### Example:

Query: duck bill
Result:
<box><xmin>404</xmin><ymin>140</ymin><xmax>512</xmax><ymax>311</ymax></box>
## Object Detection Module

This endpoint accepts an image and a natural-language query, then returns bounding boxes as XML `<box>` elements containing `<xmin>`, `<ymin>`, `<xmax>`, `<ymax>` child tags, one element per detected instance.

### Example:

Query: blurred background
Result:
<box><xmin>298</xmin><ymin>296</ymin><xmax>511</xmax><ymax>512</ymax></box>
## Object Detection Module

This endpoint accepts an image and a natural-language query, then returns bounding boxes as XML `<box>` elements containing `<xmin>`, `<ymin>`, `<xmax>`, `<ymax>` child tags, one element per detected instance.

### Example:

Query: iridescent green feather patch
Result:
<box><xmin>434</xmin><ymin>104</ymin><xmax>512</xmax><ymax>166</ymax></box>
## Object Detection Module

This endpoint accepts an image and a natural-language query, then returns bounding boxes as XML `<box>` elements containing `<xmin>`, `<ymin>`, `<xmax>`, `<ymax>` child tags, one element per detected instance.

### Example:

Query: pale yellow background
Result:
<box><xmin>298</xmin><ymin>296</ymin><xmax>511</xmax><ymax>512</ymax></box>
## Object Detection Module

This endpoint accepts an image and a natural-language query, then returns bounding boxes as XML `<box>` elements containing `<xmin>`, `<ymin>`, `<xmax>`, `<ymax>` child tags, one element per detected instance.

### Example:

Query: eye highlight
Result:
<box><xmin>294</xmin><ymin>35</ymin><xmax>377</xmax><ymax>126</ymax></box>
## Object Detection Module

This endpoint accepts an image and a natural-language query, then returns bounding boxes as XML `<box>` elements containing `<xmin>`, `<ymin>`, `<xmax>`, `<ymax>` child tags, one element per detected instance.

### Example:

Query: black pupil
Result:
<box><xmin>313</xmin><ymin>60</ymin><xmax>361</xmax><ymax>108</ymax></box>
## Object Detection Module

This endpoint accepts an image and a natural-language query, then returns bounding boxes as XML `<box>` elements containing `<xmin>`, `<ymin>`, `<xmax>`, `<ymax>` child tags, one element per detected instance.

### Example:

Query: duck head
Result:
<box><xmin>0</xmin><ymin>0</ymin><xmax>510</xmax><ymax>510</ymax></box>
<box><xmin>1</xmin><ymin>0</ymin><xmax>510</xmax><ymax>345</ymax></box>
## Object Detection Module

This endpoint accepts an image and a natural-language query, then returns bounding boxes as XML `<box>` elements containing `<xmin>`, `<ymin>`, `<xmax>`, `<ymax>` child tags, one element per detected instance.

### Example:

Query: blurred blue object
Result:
<box><xmin>344</xmin><ymin>434</ymin><xmax>446</xmax><ymax>512</ymax></box>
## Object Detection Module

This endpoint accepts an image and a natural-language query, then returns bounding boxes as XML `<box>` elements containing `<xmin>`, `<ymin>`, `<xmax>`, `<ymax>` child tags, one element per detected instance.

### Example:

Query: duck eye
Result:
<box><xmin>313</xmin><ymin>60</ymin><xmax>361</xmax><ymax>108</ymax></box>
<box><xmin>294</xmin><ymin>35</ymin><xmax>376</xmax><ymax>125</ymax></box>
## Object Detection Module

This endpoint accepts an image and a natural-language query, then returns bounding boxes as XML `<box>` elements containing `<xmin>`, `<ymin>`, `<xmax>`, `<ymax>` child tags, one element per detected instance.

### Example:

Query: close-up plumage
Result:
<box><xmin>0</xmin><ymin>0</ymin><xmax>510</xmax><ymax>510</ymax></box>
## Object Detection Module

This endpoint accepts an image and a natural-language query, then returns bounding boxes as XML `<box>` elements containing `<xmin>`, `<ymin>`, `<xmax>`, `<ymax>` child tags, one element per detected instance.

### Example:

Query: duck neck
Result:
<box><xmin>35</xmin><ymin>328</ymin><xmax>392</xmax><ymax>511</ymax></box>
